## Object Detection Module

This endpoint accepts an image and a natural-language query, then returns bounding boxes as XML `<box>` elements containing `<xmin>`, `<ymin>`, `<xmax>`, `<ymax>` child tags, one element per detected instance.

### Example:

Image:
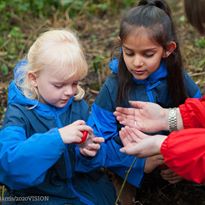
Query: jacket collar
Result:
<box><xmin>132</xmin><ymin>62</ymin><xmax>167</xmax><ymax>86</ymax></box>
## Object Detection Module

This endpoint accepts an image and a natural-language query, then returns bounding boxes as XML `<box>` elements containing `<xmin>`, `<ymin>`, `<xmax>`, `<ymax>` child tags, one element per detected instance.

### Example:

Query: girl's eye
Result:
<box><xmin>144</xmin><ymin>52</ymin><xmax>155</xmax><ymax>58</ymax></box>
<box><xmin>125</xmin><ymin>52</ymin><xmax>134</xmax><ymax>56</ymax></box>
<box><xmin>54</xmin><ymin>84</ymin><xmax>63</xmax><ymax>88</ymax></box>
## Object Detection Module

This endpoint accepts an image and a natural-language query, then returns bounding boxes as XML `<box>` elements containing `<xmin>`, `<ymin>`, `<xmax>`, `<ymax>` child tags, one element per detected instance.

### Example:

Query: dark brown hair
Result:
<box><xmin>184</xmin><ymin>0</ymin><xmax>205</xmax><ymax>34</ymax></box>
<box><xmin>117</xmin><ymin>0</ymin><xmax>187</xmax><ymax>107</ymax></box>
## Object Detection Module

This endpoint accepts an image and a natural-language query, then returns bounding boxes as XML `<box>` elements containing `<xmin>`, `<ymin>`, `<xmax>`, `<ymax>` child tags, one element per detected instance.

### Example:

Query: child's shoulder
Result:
<box><xmin>182</xmin><ymin>71</ymin><xmax>201</xmax><ymax>98</ymax></box>
<box><xmin>5</xmin><ymin>103</ymin><xmax>27</xmax><ymax>116</ymax></box>
<box><xmin>104</xmin><ymin>73</ymin><xmax>119</xmax><ymax>87</ymax></box>
<box><xmin>2</xmin><ymin>103</ymin><xmax>30</xmax><ymax>128</ymax></box>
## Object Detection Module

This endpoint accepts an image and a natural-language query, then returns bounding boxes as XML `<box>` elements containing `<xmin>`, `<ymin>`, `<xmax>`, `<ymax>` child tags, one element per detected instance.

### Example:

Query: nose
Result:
<box><xmin>133</xmin><ymin>55</ymin><xmax>144</xmax><ymax>67</ymax></box>
<box><xmin>64</xmin><ymin>85</ymin><xmax>74</xmax><ymax>96</ymax></box>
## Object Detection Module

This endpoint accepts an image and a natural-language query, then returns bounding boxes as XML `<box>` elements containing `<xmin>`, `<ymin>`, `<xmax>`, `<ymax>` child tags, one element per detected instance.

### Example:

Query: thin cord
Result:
<box><xmin>115</xmin><ymin>157</ymin><xmax>137</xmax><ymax>205</ymax></box>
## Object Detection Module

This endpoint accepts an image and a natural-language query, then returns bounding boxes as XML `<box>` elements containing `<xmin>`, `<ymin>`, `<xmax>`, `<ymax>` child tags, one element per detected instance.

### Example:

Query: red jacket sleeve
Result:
<box><xmin>179</xmin><ymin>96</ymin><xmax>205</xmax><ymax>128</ymax></box>
<box><xmin>161</xmin><ymin>128</ymin><xmax>205</xmax><ymax>184</ymax></box>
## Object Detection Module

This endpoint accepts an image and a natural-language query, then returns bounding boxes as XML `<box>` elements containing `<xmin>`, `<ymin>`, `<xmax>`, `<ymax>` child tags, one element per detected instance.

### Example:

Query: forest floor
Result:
<box><xmin>0</xmin><ymin>0</ymin><xmax>205</xmax><ymax>204</ymax></box>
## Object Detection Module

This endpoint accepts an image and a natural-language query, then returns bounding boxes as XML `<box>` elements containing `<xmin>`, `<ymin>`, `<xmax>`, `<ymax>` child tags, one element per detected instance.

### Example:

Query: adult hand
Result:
<box><xmin>119</xmin><ymin>126</ymin><xmax>167</xmax><ymax>157</ymax></box>
<box><xmin>114</xmin><ymin>101</ymin><xmax>169</xmax><ymax>133</ymax></box>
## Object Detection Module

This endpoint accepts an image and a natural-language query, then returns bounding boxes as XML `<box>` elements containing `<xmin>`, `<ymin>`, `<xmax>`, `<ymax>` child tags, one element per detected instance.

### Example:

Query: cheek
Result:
<box><xmin>41</xmin><ymin>85</ymin><xmax>55</xmax><ymax>95</ymax></box>
<box><xmin>147</xmin><ymin>56</ymin><xmax>161</xmax><ymax>68</ymax></box>
<box><xmin>44</xmin><ymin>87</ymin><xmax>62</xmax><ymax>98</ymax></box>
<box><xmin>123</xmin><ymin>56</ymin><xmax>131</xmax><ymax>67</ymax></box>
<box><xmin>55</xmin><ymin>89</ymin><xmax>65</xmax><ymax>97</ymax></box>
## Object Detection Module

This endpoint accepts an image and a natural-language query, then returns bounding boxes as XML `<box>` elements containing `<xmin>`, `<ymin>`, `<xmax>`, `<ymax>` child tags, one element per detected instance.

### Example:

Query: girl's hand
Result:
<box><xmin>160</xmin><ymin>168</ymin><xmax>183</xmax><ymax>184</ymax></box>
<box><xmin>79</xmin><ymin>133</ymin><xmax>105</xmax><ymax>157</ymax></box>
<box><xmin>58</xmin><ymin>120</ymin><xmax>93</xmax><ymax>144</ymax></box>
<box><xmin>119</xmin><ymin>126</ymin><xmax>166</xmax><ymax>157</ymax></box>
<box><xmin>114</xmin><ymin>101</ymin><xmax>169</xmax><ymax>132</ymax></box>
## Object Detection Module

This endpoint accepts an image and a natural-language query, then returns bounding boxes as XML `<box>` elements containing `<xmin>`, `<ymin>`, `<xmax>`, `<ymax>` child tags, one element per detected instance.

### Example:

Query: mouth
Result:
<box><xmin>60</xmin><ymin>99</ymin><xmax>69</xmax><ymax>103</ymax></box>
<box><xmin>132</xmin><ymin>70</ymin><xmax>146</xmax><ymax>75</ymax></box>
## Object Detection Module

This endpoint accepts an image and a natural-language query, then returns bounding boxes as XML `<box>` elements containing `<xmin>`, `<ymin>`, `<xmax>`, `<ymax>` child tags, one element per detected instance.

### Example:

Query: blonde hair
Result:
<box><xmin>15</xmin><ymin>29</ymin><xmax>88</xmax><ymax>101</ymax></box>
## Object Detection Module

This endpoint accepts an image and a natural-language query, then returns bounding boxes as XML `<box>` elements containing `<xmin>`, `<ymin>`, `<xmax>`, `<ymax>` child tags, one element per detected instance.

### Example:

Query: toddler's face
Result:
<box><xmin>122</xmin><ymin>27</ymin><xmax>166</xmax><ymax>80</ymax></box>
<box><xmin>34</xmin><ymin>67</ymin><xmax>79</xmax><ymax>108</ymax></box>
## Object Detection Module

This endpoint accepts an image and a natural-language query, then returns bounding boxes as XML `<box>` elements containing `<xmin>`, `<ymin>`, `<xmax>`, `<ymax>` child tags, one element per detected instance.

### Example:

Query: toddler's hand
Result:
<box><xmin>79</xmin><ymin>133</ymin><xmax>105</xmax><ymax>157</ymax></box>
<box><xmin>58</xmin><ymin>120</ymin><xmax>93</xmax><ymax>144</ymax></box>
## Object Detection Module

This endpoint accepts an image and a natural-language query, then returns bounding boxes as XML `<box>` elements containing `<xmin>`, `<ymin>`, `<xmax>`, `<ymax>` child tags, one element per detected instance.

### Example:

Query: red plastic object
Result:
<box><xmin>80</xmin><ymin>131</ymin><xmax>88</xmax><ymax>144</ymax></box>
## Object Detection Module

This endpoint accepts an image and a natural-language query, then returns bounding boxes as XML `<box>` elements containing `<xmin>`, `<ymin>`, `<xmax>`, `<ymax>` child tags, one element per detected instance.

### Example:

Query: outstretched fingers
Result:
<box><xmin>124</xmin><ymin>126</ymin><xmax>149</xmax><ymax>141</ymax></box>
<box><xmin>115</xmin><ymin>107</ymin><xmax>135</xmax><ymax>115</ymax></box>
<box><xmin>115</xmin><ymin>106</ymin><xmax>148</xmax><ymax>131</ymax></box>
<box><xmin>119</xmin><ymin>126</ymin><xmax>149</xmax><ymax>147</ymax></box>
<box><xmin>114</xmin><ymin>108</ymin><xmax>136</xmax><ymax>125</ymax></box>
<box><xmin>120</xmin><ymin>143</ymin><xmax>142</xmax><ymax>156</ymax></box>
<box><xmin>129</xmin><ymin>101</ymin><xmax>147</xmax><ymax>109</ymax></box>
<box><xmin>119</xmin><ymin>127</ymin><xmax>133</xmax><ymax>146</ymax></box>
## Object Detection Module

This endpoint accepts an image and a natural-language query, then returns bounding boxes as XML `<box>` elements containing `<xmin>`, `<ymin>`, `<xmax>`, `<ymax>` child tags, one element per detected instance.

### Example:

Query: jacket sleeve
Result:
<box><xmin>85</xmin><ymin>77</ymin><xmax>145</xmax><ymax>187</ymax></box>
<box><xmin>179</xmin><ymin>96</ymin><xmax>205</xmax><ymax>128</ymax></box>
<box><xmin>0</xmin><ymin>108</ymin><xmax>65</xmax><ymax>189</ymax></box>
<box><xmin>161</xmin><ymin>128</ymin><xmax>205</xmax><ymax>184</ymax></box>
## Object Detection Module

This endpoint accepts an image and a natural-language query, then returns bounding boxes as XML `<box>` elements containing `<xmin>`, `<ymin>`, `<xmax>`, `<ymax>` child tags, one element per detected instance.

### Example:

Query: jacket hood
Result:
<box><xmin>8</xmin><ymin>81</ymin><xmax>74</xmax><ymax>117</ymax></box>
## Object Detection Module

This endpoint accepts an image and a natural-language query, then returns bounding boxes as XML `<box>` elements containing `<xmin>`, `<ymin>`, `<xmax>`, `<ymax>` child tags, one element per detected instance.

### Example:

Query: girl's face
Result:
<box><xmin>122</xmin><ymin>27</ymin><xmax>166</xmax><ymax>80</ymax></box>
<box><xmin>30</xmin><ymin>66</ymin><xmax>79</xmax><ymax>108</ymax></box>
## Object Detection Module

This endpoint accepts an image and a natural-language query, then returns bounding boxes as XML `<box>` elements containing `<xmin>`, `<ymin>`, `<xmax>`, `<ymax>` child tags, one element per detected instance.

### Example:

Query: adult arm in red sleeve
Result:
<box><xmin>179</xmin><ymin>96</ymin><xmax>205</xmax><ymax>128</ymax></box>
<box><xmin>161</xmin><ymin>128</ymin><xmax>205</xmax><ymax>184</ymax></box>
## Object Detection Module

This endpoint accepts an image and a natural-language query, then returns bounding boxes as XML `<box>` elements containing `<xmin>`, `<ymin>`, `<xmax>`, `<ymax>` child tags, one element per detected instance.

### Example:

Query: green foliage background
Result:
<box><xmin>0</xmin><ymin>0</ymin><xmax>137</xmax><ymax>77</ymax></box>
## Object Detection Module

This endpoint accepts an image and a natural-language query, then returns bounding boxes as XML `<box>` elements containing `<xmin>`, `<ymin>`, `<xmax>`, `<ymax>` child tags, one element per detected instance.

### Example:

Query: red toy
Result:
<box><xmin>80</xmin><ymin>131</ymin><xmax>88</xmax><ymax>144</ymax></box>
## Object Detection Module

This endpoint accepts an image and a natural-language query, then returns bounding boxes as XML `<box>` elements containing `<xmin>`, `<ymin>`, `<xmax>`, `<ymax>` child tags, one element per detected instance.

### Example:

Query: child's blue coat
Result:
<box><xmin>0</xmin><ymin>62</ymin><xmax>116</xmax><ymax>205</ymax></box>
<box><xmin>87</xmin><ymin>59</ymin><xmax>202</xmax><ymax>187</ymax></box>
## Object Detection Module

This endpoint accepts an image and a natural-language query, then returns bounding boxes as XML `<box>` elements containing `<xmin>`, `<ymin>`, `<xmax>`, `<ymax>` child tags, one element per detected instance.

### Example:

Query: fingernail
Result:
<box><xmin>120</xmin><ymin>148</ymin><xmax>125</xmax><ymax>153</ymax></box>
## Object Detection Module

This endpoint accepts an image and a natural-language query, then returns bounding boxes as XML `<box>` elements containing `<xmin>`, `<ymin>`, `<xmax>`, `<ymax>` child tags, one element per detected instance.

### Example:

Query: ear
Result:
<box><xmin>163</xmin><ymin>41</ymin><xmax>177</xmax><ymax>58</ymax></box>
<box><xmin>28</xmin><ymin>72</ymin><xmax>38</xmax><ymax>87</ymax></box>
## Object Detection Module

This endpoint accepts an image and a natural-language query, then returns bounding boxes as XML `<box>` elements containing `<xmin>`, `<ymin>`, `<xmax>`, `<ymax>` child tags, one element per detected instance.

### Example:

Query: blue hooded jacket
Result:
<box><xmin>0</xmin><ymin>62</ymin><xmax>116</xmax><ymax>205</ymax></box>
<box><xmin>87</xmin><ymin>59</ymin><xmax>202</xmax><ymax>187</ymax></box>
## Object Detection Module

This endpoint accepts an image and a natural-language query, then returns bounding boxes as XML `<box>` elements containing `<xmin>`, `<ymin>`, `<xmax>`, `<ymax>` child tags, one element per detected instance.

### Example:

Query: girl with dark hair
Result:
<box><xmin>87</xmin><ymin>0</ymin><xmax>201</xmax><ymax>203</ymax></box>
<box><xmin>114</xmin><ymin>0</ymin><xmax>205</xmax><ymax>185</ymax></box>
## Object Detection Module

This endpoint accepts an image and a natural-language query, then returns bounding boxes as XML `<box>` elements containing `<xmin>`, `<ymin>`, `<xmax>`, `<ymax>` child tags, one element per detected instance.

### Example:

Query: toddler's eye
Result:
<box><xmin>54</xmin><ymin>84</ymin><xmax>63</xmax><ymax>88</ymax></box>
<box><xmin>72</xmin><ymin>81</ymin><xmax>78</xmax><ymax>86</ymax></box>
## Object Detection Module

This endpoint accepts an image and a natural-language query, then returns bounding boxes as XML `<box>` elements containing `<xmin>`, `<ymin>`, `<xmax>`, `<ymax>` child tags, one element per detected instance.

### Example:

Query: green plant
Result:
<box><xmin>195</xmin><ymin>37</ymin><xmax>205</xmax><ymax>48</ymax></box>
<box><xmin>115</xmin><ymin>158</ymin><xmax>137</xmax><ymax>205</ymax></box>
<box><xmin>1</xmin><ymin>64</ymin><xmax>9</xmax><ymax>76</ymax></box>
